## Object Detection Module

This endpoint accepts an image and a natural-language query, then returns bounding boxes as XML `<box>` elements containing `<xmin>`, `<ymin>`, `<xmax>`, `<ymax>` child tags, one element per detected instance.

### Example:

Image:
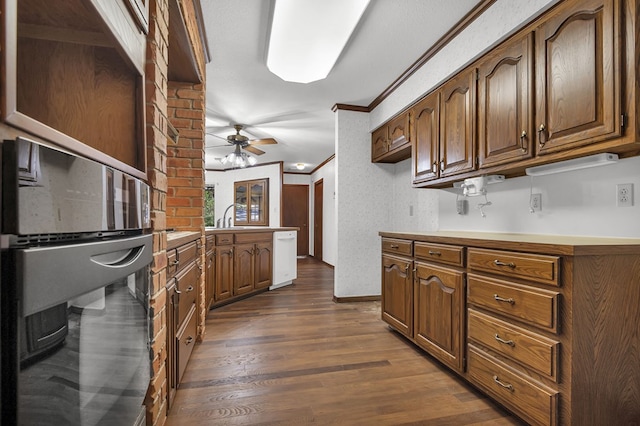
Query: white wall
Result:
<box><xmin>334</xmin><ymin>109</ymin><xmax>395</xmax><ymax>298</ymax></box>
<box><xmin>205</xmin><ymin>163</ymin><xmax>282</xmax><ymax>227</ymax></box>
<box><xmin>283</xmin><ymin>173</ymin><xmax>311</xmax><ymax>185</ymax></box>
<box><xmin>310</xmin><ymin>158</ymin><xmax>337</xmax><ymax>266</ymax></box>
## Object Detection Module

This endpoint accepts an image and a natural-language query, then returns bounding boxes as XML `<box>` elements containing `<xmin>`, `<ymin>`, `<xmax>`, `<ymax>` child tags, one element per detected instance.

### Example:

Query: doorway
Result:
<box><xmin>282</xmin><ymin>184</ymin><xmax>309</xmax><ymax>256</ymax></box>
<box><xmin>313</xmin><ymin>179</ymin><xmax>323</xmax><ymax>262</ymax></box>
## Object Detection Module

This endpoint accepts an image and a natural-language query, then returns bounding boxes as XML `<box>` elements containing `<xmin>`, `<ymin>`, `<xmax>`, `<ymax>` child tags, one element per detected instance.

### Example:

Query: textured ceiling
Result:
<box><xmin>201</xmin><ymin>0</ymin><xmax>480</xmax><ymax>172</ymax></box>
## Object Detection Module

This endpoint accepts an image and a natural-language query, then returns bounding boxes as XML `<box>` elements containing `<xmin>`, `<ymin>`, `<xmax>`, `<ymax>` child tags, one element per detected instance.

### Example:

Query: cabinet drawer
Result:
<box><xmin>176</xmin><ymin>304</ymin><xmax>197</xmax><ymax>384</ymax></box>
<box><xmin>168</xmin><ymin>240</ymin><xmax>200</xmax><ymax>277</ymax></box>
<box><xmin>206</xmin><ymin>235</ymin><xmax>215</xmax><ymax>251</ymax></box>
<box><xmin>467</xmin><ymin>345</ymin><xmax>558</xmax><ymax>426</ymax></box>
<box><xmin>381</xmin><ymin>238</ymin><xmax>412</xmax><ymax>256</ymax></box>
<box><xmin>468</xmin><ymin>309</ymin><xmax>559</xmax><ymax>381</ymax></box>
<box><xmin>215</xmin><ymin>234</ymin><xmax>234</xmax><ymax>245</ymax></box>
<box><xmin>414</xmin><ymin>242</ymin><xmax>464</xmax><ymax>266</ymax></box>
<box><xmin>468</xmin><ymin>248</ymin><xmax>560</xmax><ymax>287</ymax></box>
<box><xmin>467</xmin><ymin>274</ymin><xmax>560</xmax><ymax>333</ymax></box>
<box><xmin>235</xmin><ymin>232</ymin><xmax>272</xmax><ymax>244</ymax></box>
<box><xmin>175</xmin><ymin>261</ymin><xmax>199</xmax><ymax>327</ymax></box>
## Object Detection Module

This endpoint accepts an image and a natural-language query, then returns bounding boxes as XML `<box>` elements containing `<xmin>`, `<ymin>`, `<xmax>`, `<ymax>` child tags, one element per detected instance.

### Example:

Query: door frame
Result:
<box><xmin>313</xmin><ymin>179</ymin><xmax>323</xmax><ymax>262</ymax></box>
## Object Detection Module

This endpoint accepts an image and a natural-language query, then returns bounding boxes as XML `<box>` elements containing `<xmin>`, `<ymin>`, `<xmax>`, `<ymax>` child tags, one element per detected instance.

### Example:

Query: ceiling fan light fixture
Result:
<box><xmin>267</xmin><ymin>0</ymin><xmax>371</xmax><ymax>83</ymax></box>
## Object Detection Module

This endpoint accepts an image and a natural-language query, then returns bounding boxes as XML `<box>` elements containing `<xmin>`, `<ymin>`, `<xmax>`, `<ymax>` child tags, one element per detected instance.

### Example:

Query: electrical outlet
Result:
<box><xmin>456</xmin><ymin>199</ymin><xmax>468</xmax><ymax>215</ymax></box>
<box><xmin>530</xmin><ymin>193</ymin><xmax>542</xmax><ymax>212</ymax></box>
<box><xmin>617</xmin><ymin>183</ymin><xmax>634</xmax><ymax>207</ymax></box>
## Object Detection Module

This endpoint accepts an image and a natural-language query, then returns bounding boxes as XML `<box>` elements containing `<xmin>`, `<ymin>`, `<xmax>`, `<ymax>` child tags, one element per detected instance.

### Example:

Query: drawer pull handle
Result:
<box><xmin>494</xmin><ymin>294</ymin><xmax>515</xmax><ymax>304</ymax></box>
<box><xmin>494</xmin><ymin>334</ymin><xmax>515</xmax><ymax>346</ymax></box>
<box><xmin>390</xmin><ymin>244</ymin><xmax>399</xmax><ymax>249</ymax></box>
<box><xmin>171</xmin><ymin>259</ymin><xmax>180</xmax><ymax>266</ymax></box>
<box><xmin>428</xmin><ymin>250</ymin><xmax>441</xmax><ymax>256</ymax></box>
<box><xmin>185</xmin><ymin>336</ymin><xmax>194</xmax><ymax>345</ymax></box>
<box><xmin>493</xmin><ymin>259</ymin><xmax>516</xmax><ymax>268</ymax></box>
<box><xmin>493</xmin><ymin>375</ymin><xmax>514</xmax><ymax>392</ymax></box>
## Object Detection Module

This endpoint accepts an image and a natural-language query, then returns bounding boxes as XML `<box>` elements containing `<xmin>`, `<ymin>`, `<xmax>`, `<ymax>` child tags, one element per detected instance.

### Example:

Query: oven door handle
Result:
<box><xmin>18</xmin><ymin>234</ymin><xmax>153</xmax><ymax>317</ymax></box>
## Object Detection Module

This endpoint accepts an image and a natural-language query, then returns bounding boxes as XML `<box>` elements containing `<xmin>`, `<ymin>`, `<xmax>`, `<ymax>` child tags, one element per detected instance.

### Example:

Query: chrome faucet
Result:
<box><xmin>222</xmin><ymin>203</ymin><xmax>235</xmax><ymax>228</ymax></box>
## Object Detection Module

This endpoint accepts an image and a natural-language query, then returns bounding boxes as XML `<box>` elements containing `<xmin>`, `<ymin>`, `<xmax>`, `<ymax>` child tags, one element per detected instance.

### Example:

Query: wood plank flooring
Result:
<box><xmin>166</xmin><ymin>257</ymin><xmax>523</xmax><ymax>425</ymax></box>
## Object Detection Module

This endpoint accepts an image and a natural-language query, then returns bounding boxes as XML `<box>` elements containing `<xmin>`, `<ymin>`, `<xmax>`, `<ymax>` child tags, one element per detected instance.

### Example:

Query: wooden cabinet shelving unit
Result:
<box><xmin>380</xmin><ymin>231</ymin><xmax>640</xmax><ymax>426</ymax></box>
<box><xmin>2</xmin><ymin>0</ymin><xmax>148</xmax><ymax>178</ymax></box>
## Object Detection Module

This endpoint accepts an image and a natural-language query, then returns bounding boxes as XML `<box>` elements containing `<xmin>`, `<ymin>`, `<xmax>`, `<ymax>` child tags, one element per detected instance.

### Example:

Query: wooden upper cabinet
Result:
<box><xmin>371</xmin><ymin>111</ymin><xmax>411</xmax><ymax>163</ymax></box>
<box><xmin>535</xmin><ymin>0</ymin><xmax>621</xmax><ymax>154</ymax></box>
<box><xmin>439</xmin><ymin>70</ymin><xmax>476</xmax><ymax>177</ymax></box>
<box><xmin>478</xmin><ymin>33</ymin><xmax>535</xmax><ymax>168</ymax></box>
<box><xmin>411</xmin><ymin>92</ymin><xmax>440</xmax><ymax>184</ymax></box>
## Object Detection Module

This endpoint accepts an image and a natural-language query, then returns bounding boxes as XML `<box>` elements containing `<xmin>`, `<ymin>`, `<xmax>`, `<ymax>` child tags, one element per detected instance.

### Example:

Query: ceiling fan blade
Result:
<box><xmin>205</xmin><ymin>133</ymin><xmax>230</xmax><ymax>142</ymax></box>
<box><xmin>249</xmin><ymin>138</ymin><xmax>277</xmax><ymax>145</ymax></box>
<box><xmin>244</xmin><ymin>145</ymin><xmax>265</xmax><ymax>155</ymax></box>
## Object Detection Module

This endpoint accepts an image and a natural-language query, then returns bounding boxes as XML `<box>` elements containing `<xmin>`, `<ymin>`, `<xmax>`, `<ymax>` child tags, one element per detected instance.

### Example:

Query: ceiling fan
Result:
<box><xmin>210</xmin><ymin>124</ymin><xmax>277</xmax><ymax>156</ymax></box>
<box><xmin>207</xmin><ymin>124</ymin><xmax>277</xmax><ymax>167</ymax></box>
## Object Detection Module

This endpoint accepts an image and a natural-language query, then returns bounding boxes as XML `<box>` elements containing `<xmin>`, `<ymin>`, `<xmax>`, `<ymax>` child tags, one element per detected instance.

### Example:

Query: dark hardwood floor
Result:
<box><xmin>166</xmin><ymin>257</ymin><xmax>522</xmax><ymax>425</ymax></box>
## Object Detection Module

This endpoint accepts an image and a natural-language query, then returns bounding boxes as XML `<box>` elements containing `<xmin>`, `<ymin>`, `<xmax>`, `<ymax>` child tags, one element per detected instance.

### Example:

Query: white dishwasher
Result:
<box><xmin>271</xmin><ymin>230</ymin><xmax>297</xmax><ymax>290</ymax></box>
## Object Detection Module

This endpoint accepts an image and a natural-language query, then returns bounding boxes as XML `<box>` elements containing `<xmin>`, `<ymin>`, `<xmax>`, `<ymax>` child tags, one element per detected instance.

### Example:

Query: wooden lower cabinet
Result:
<box><xmin>210</xmin><ymin>231</ymin><xmax>273</xmax><ymax>307</ymax></box>
<box><xmin>166</xmin><ymin>232</ymin><xmax>202</xmax><ymax>410</ymax></box>
<box><xmin>205</xmin><ymin>235</ymin><xmax>215</xmax><ymax>309</ymax></box>
<box><xmin>380</xmin><ymin>232</ymin><xmax>640</xmax><ymax>425</ymax></box>
<box><xmin>413</xmin><ymin>261</ymin><xmax>465</xmax><ymax>373</ymax></box>
<box><xmin>381</xmin><ymin>253</ymin><xmax>413</xmax><ymax>337</ymax></box>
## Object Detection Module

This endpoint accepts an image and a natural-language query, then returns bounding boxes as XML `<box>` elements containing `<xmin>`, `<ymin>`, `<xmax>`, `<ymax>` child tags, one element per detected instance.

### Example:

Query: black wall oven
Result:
<box><xmin>1</xmin><ymin>138</ymin><xmax>152</xmax><ymax>425</ymax></box>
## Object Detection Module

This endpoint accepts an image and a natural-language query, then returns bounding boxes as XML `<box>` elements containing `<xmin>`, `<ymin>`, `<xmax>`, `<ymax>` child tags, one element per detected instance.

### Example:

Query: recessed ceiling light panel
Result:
<box><xmin>267</xmin><ymin>0</ymin><xmax>371</xmax><ymax>83</ymax></box>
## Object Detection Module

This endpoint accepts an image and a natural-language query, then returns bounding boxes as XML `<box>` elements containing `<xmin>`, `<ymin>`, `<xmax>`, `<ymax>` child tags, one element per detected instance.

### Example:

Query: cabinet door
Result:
<box><xmin>535</xmin><ymin>0</ymin><xmax>621</xmax><ymax>154</ymax></box>
<box><xmin>254</xmin><ymin>242</ymin><xmax>273</xmax><ymax>289</ymax></box>
<box><xmin>205</xmin><ymin>249</ymin><xmax>215</xmax><ymax>309</ymax></box>
<box><xmin>387</xmin><ymin>112</ymin><xmax>410</xmax><ymax>152</ymax></box>
<box><xmin>381</xmin><ymin>254</ymin><xmax>413</xmax><ymax>337</ymax></box>
<box><xmin>414</xmin><ymin>261</ymin><xmax>465</xmax><ymax>372</ymax></box>
<box><xmin>411</xmin><ymin>92</ymin><xmax>439</xmax><ymax>184</ymax></box>
<box><xmin>215</xmin><ymin>246</ymin><xmax>233</xmax><ymax>301</ymax></box>
<box><xmin>440</xmin><ymin>70</ymin><xmax>476</xmax><ymax>177</ymax></box>
<box><xmin>371</xmin><ymin>126</ymin><xmax>388</xmax><ymax>160</ymax></box>
<box><xmin>234</xmin><ymin>243</ymin><xmax>255</xmax><ymax>295</ymax></box>
<box><xmin>478</xmin><ymin>33</ymin><xmax>534</xmax><ymax>168</ymax></box>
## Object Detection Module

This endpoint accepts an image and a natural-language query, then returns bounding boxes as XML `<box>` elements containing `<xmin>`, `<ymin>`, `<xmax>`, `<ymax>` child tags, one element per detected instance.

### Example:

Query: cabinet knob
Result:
<box><xmin>186</xmin><ymin>285</ymin><xmax>194</xmax><ymax>292</ymax></box>
<box><xmin>537</xmin><ymin>124</ymin><xmax>546</xmax><ymax>146</ymax></box>
<box><xmin>493</xmin><ymin>375</ymin><xmax>514</xmax><ymax>392</ymax></box>
<box><xmin>493</xmin><ymin>294</ymin><xmax>515</xmax><ymax>305</ymax></box>
<box><xmin>185</xmin><ymin>336</ymin><xmax>194</xmax><ymax>345</ymax></box>
<box><xmin>520</xmin><ymin>130</ymin><xmax>527</xmax><ymax>152</ymax></box>
<box><xmin>493</xmin><ymin>259</ymin><xmax>516</xmax><ymax>269</ymax></box>
<box><xmin>494</xmin><ymin>333</ymin><xmax>515</xmax><ymax>347</ymax></box>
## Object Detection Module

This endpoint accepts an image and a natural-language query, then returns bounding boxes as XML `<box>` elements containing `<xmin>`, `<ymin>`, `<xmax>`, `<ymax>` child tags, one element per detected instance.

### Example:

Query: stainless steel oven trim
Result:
<box><xmin>17</xmin><ymin>233</ymin><xmax>152</xmax><ymax>316</ymax></box>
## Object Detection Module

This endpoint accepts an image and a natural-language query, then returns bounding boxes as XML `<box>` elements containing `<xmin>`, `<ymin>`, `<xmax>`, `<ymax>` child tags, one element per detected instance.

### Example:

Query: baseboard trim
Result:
<box><xmin>332</xmin><ymin>295</ymin><xmax>381</xmax><ymax>303</ymax></box>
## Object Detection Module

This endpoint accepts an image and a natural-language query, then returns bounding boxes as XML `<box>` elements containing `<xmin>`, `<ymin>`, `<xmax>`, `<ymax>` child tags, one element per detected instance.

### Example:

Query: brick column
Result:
<box><xmin>145</xmin><ymin>0</ymin><xmax>170</xmax><ymax>424</ymax></box>
<box><xmin>167</xmin><ymin>82</ymin><xmax>206</xmax><ymax>337</ymax></box>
